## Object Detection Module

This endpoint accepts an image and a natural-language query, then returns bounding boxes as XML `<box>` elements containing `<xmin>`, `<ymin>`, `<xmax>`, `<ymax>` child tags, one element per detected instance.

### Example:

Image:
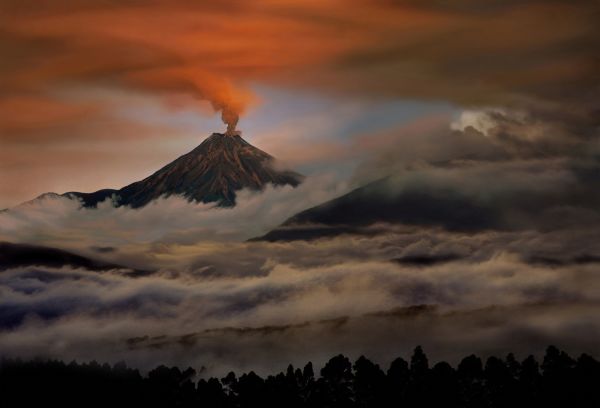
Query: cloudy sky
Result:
<box><xmin>2</xmin><ymin>0</ymin><xmax>598</xmax><ymax>207</ymax></box>
<box><xmin>1</xmin><ymin>0</ymin><xmax>599</xmax><ymax>374</ymax></box>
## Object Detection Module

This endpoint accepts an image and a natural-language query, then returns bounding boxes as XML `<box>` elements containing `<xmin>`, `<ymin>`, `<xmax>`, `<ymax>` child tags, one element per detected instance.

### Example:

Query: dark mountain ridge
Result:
<box><xmin>253</xmin><ymin>176</ymin><xmax>499</xmax><ymax>242</ymax></box>
<box><xmin>0</xmin><ymin>241</ymin><xmax>144</xmax><ymax>274</ymax></box>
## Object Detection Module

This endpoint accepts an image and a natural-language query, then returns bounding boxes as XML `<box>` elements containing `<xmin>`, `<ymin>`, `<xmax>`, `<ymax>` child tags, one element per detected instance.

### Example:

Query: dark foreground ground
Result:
<box><xmin>1</xmin><ymin>346</ymin><xmax>599</xmax><ymax>408</ymax></box>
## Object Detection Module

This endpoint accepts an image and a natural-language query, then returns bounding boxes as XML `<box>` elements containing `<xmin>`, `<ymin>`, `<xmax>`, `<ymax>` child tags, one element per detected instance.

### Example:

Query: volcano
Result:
<box><xmin>59</xmin><ymin>133</ymin><xmax>303</xmax><ymax>208</ymax></box>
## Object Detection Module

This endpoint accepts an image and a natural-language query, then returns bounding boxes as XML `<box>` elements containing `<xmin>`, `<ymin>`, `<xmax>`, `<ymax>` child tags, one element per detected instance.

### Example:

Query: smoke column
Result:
<box><xmin>221</xmin><ymin>107</ymin><xmax>239</xmax><ymax>135</ymax></box>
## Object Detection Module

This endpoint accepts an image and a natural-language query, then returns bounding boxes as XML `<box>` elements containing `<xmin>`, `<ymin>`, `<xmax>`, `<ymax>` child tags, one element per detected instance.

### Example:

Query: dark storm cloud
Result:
<box><xmin>91</xmin><ymin>246</ymin><xmax>116</xmax><ymax>253</ymax></box>
<box><xmin>392</xmin><ymin>253</ymin><xmax>463</xmax><ymax>267</ymax></box>
<box><xmin>468</xmin><ymin>109</ymin><xmax>600</xmax><ymax>158</ymax></box>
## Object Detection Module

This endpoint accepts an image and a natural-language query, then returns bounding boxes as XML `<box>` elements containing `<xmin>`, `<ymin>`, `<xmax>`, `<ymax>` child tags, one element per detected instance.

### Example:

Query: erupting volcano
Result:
<box><xmin>41</xmin><ymin>124</ymin><xmax>304</xmax><ymax>208</ymax></box>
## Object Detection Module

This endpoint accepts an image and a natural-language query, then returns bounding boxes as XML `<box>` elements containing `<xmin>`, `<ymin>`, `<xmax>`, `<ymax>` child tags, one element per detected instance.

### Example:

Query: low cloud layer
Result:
<box><xmin>1</xmin><ymin>227</ymin><xmax>599</xmax><ymax>375</ymax></box>
<box><xmin>0</xmin><ymin>173</ymin><xmax>348</xmax><ymax>248</ymax></box>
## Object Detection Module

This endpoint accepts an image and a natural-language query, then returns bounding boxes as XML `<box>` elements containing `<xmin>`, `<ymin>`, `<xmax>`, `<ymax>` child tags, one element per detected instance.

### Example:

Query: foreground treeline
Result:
<box><xmin>1</xmin><ymin>346</ymin><xmax>599</xmax><ymax>407</ymax></box>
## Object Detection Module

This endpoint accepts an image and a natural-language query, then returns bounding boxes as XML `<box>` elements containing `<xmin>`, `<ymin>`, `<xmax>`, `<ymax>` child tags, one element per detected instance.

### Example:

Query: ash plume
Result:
<box><xmin>221</xmin><ymin>106</ymin><xmax>239</xmax><ymax>135</ymax></box>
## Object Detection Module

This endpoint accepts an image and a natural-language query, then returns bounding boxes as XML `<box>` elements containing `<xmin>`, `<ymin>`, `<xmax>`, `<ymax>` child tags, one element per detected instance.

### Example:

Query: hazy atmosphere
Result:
<box><xmin>1</xmin><ymin>0</ymin><xmax>599</xmax><ymax>379</ymax></box>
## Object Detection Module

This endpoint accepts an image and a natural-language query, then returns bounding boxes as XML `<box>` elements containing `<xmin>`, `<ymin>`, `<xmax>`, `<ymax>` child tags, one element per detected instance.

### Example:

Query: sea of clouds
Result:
<box><xmin>1</xmin><ymin>109</ymin><xmax>599</xmax><ymax>375</ymax></box>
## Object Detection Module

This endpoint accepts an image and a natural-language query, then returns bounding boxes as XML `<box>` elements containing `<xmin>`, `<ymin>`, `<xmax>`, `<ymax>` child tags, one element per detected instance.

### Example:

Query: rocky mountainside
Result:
<box><xmin>62</xmin><ymin>133</ymin><xmax>303</xmax><ymax>208</ymax></box>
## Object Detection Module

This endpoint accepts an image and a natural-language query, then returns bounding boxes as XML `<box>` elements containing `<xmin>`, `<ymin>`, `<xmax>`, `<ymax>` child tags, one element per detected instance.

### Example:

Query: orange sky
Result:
<box><xmin>1</xmin><ymin>0</ymin><xmax>598</xmax><ymax>206</ymax></box>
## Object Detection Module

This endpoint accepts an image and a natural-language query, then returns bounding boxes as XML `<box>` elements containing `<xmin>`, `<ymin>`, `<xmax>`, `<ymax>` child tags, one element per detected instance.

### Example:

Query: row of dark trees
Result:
<box><xmin>1</xmin><ymin>346</ymin><xmax>599</xmax><ymax>407</ymax></box>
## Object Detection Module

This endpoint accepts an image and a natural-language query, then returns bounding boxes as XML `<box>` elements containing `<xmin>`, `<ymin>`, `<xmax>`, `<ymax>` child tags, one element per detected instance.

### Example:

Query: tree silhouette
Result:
<box><xmin>353</xmin><ymin>355</ymin><xmax>385</xmax><ymax>407</ymax></box>
<box><xmin>458</xmin><ymin>354</ymin><xmax>485</xmax><ymax>408</ymax></box>
<box><xmin>1</xmin><ymin>346</ymin><xmax>599</xmax><ymax>407</ymax></box>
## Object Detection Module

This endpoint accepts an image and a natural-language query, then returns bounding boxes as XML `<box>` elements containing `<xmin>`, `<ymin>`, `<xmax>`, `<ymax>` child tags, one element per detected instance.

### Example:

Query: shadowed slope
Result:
<box><xmin>253</xmin><ymin>177</ymin><xmax>498</xmax><ymax>241</ymax></box>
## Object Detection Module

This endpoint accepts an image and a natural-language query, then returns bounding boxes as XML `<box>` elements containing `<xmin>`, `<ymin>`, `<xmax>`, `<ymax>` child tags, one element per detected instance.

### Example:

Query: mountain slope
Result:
<box><xmin>253</xmin><ymin>176</ymin><xmax>499</xmax><ymax>241</ymax></box>
<box><xmin>63</xmin><ymin>133</ymin><xmax>303</xmax><ymax>208</ymax></box>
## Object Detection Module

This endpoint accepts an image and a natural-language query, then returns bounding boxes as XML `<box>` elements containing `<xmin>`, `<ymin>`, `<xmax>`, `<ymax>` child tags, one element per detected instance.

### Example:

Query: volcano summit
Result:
<box><xmin>53</xmin><ymin>133</ymin><xmax>303</xmax><ymax>208</ymax></box>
